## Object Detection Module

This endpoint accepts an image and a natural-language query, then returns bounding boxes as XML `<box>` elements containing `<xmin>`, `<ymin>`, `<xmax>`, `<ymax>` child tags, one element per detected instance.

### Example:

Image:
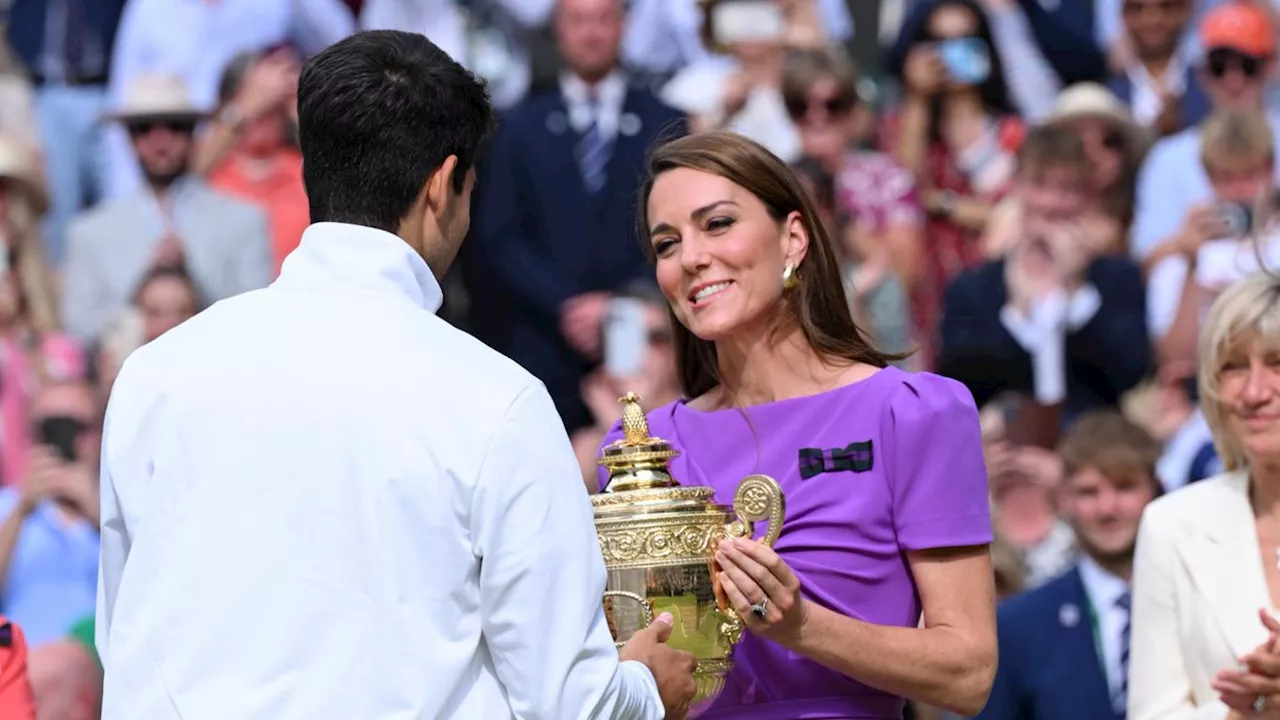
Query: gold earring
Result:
<box><xmin>781</xmin><ymin>263</ymin><xmax>799</xmax><ymax>290</ymax></box>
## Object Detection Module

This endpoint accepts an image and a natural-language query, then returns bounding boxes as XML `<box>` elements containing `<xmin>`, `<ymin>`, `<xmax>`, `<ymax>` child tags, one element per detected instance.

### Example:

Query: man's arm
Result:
<box><xmin>470</xmin><ymin>383</ymin><xmax>663</xmax><ymax>720</ymax></box>
<box><xmin>95</xmin><ymin>382</ymin><xmax>134</xmax><ymax>667</ymax></box>
<box><xmin>60</xmin><ymin>217</ymin><xmax>109</xmax><ymax>343</ymax></box>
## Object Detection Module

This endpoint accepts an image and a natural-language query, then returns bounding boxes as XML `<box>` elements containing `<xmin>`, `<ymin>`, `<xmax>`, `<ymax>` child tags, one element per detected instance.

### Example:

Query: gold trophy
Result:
<box><xmin>593</xmin><ymin>392</ymin><xmax>785</xmax><ymax>704</ymax></box>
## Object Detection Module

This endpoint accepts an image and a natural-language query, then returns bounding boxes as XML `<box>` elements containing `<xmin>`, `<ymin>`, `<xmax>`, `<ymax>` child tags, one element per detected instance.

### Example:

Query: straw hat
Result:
<box><xmin>1045</xmin><ymin>82</ymin><xmax>1151</xmax><ymax>152</ymax></box>
<box><xmin>0</xmin><ymin>135</ymin><xmax>49</xmax><ymax>216</ymax></box>
<box><xmin>106</xmin><ymin>74</ymin><xmax>208</xmax><ymax>123</ymax></box>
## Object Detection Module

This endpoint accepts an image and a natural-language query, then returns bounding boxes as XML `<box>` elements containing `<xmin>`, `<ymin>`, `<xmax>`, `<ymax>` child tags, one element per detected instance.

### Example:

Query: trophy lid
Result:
<box><xmin>597</xmin><ymin>392</ymin><xmax>681</xmax><ymax>492</ymax></box>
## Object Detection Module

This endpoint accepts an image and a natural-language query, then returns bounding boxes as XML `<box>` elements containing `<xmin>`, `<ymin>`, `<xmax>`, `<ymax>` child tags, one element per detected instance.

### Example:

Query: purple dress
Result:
<box><xmin>598</xmin><ymin>367</ymin><xmax>993</xmax><ymax>719</ymax></box>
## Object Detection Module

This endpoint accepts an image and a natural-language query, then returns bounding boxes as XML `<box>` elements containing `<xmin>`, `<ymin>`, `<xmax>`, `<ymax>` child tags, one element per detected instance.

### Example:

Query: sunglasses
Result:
<box><xmin>785</xmin><ymin>92</ymin><xmax>858</xmax><ymax>120</ymax></box>
<box><xmin>127</xmin><ymin>120</ymin><xmax>197</xmax><ymax>137</ymax></box>
<box><xmin>1206</xmin><ymin>48</ymin><xmax>1266</xmax><ymax>79</ymax></box>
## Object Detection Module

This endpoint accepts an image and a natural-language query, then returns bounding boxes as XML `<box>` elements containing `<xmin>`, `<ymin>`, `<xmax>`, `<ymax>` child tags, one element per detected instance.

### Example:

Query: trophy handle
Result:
<box><xmin>603</xmin><ymin>590</ymin><xmax>654</xmax><ymax>643</ymax></box>
<box><xmin>726</xmin><ymin>474</ymin><xmax>786</xmax><ymax>547</ymax></box>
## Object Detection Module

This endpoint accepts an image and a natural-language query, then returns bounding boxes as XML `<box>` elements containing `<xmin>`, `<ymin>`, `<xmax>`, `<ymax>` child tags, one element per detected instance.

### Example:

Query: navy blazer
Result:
<box><xmin>938</xmin><ymin>256</ymin><xmax>1151</xmax><ymax>416</ymax></box>
<box><xmin>463</xmin><ymin>81</ymin><xmax>686</xmax><ymax>433</ymax></box>
<box><xmin>6</xmin><ymin>0</ymin><xmax>126</xmax><ymax>80</ymax></box>
<box><xmin>974</xmin><ymin>566</ymin><xmax>1122</xmax><ymax>720</ymax></box>
<box><xmin>1106</xmin><ymin>69</ymin><xmax>1210</xmax><ymax>136</ymax></box>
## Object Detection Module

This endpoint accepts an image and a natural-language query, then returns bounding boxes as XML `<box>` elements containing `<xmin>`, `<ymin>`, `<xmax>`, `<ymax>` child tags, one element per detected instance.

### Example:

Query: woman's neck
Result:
<box><xmin>710</xmin><ymin>318</ymin><xmax>835</xmax><ymax>408</ymax></box>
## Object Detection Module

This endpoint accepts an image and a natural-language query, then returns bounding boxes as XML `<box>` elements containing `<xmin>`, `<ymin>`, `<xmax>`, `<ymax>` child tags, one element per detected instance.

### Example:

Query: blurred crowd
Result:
<box><xmin>0</xmin><ymin>0</ymin><xmax>1278</xmax><ymax>718</ymax></box>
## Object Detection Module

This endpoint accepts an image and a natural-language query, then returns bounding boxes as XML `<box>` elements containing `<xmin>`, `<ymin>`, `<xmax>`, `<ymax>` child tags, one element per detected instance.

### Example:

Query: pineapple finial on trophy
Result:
<box><xmin>619</xmin><ymin>392</ymin><xmax>649</xmax><ymax>445</ymax></box>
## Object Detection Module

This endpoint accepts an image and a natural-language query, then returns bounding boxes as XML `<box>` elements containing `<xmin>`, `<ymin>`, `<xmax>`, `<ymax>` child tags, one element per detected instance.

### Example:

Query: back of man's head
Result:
<box><xmin>297</xmin><ymin>31</ymin><xmax>493</xmax><ymax>234</ymax></box>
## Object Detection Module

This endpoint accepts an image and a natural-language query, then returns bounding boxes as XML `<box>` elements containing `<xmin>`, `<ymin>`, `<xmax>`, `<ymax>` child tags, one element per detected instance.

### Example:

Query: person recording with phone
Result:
<box><xmin>882</xmin><ymin>0</ymin><xmax>1022</xmax><ymax>367</ymax></box>
<box><xmin>0</xmin><ymin>378</ymin><xmax>100</xmax><ymax>649</ymax></box>
<box><xmin>940</xmin><ymin>124</ymin><xmax>1150</xmax><ymax>431</ymax></box>
<box><xmin>574</xmin><ymin>281</ymin><xmax>681</xmax><ymax>491</ymax></box>
<box><xmin>1147</xmin><ymin>109</ymin><xmax>1280</xmax><ymax>370</ymax></box>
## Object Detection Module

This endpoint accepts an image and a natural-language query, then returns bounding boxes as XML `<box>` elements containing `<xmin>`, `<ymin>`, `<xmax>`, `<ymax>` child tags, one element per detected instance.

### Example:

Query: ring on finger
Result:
<box><xmin>1255</xmin><ymin>695</ymin><xmax>1267</xmax><ymax>714</ymax></box>
<box><xmin>750</xmin><ymin>596</ymin><xmax>769</xmax><ymax>619</ymax></box>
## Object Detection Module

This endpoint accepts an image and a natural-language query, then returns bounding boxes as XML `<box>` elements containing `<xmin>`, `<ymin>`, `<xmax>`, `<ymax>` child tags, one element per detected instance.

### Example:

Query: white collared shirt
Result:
<box><xmin>1077</xmin><ymin>556</ymin><xmax>1131</xmax><ymax>701</ymax></box>
<box><xmin>96</xmin><ymin>223</ymin><xmax>662</xmax><ymax>719</ymax></box>
<box><xmin>999</xmin><ymin>282</ymin><xmax>1102</xmax><ymax>405</ymax></box>
<box><xmin>561</xmin><ymin>70</ymin><xmax>628</xmax><ymax>142</ymax></box>
<box><xmin>1126</xmin><ymin>53</ymin><xmax>1190</xmax><ymax>128</ymax></box>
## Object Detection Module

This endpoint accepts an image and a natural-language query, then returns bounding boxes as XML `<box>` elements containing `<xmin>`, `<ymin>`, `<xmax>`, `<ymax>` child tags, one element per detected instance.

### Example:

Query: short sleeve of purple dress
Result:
<box><xmin>597</xmin><ymin>367</ymin><xmax>993</xmax><ymax>719</ymax></box>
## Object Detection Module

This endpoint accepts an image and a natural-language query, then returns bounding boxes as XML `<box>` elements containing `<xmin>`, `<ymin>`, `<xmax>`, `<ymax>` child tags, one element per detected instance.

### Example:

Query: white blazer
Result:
<box><xmin>1129</xmin><ymin>471</ymin><xmax>1273</xmax><ymax>720</ymax></box>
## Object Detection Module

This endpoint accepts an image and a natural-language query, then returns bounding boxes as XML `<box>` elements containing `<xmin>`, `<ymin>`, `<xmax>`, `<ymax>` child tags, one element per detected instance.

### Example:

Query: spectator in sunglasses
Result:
<box><xmin>1130</xmin><ymin>1</ymin><xmax>1280</xmax><ymax>262</ymax></box>
<box><xmin>782</xmin><ymin>47</ymin><xmax>924</xmax><ymax>304</ymax></box>
<box><xmin>60</xmin><ymin>75</ymin><xmax>271</xmax><ymax>345</ymax></box>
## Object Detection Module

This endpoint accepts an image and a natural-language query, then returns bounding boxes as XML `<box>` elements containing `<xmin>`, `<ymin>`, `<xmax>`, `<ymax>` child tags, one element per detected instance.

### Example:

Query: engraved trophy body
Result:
<box><xmin>592</xmin><ymin>393</ymin><xmax>785</xmax><ymax>704</ymax></box>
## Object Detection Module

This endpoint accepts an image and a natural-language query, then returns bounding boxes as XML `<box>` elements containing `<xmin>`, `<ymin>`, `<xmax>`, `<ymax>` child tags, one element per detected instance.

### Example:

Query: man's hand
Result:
<box><xmin>560</xmin><ymin>292</ymin><xmax>610</xmax><ymax>359</ymax></box>
<box><xmin>1154</xmin><ymin>88</ymin><xmax>1182</xmax><ymax>137</ymax></box>
<box><xmin>619</xmin><ymin>612</ymin><xmax>697</xmax><ymax>720</ymax></box>
<box><xmin>20</xmin><ymin>446</ymin><xmax>99</xmax><ymax>526</ymax></box>
<box><xmin>234</xmin><ymin>49</ymin><xmax>299</xmax><ymax>122</ymax></box>
<box><xmin>1043</xmin><ymin>221</ymin><xmax>1093</xmax><ymax>288</ymax></box>
<box><xmin>47</xmin><ymin>462</ymin><xmax>99</xmax><ymax>528</ymax></box>
<box><xmin>1174</xmin><ymin>204</ymin><xmax>1227</xmax><ymax>258</ymax></box>
<box><xmin>17</xmin><ymin>447</ymin><xmax>61</xmax><ymax>517</ymax></box>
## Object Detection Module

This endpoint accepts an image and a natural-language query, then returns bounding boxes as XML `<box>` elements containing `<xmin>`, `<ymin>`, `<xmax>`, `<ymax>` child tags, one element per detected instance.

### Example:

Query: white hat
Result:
<box><xmin>1046</xmin><ymin>82</ymin><xmax>1152</xmax><ymax>150</ymax></box>
<box><xmin>0</xmin><ymin>135</ymin><xmax>49</xmax><ymax>216</ymax></box>
<box><xmin>107</xmin><ymin>74</ymin><xmax>208</xmax><ymax>123</ymax></box>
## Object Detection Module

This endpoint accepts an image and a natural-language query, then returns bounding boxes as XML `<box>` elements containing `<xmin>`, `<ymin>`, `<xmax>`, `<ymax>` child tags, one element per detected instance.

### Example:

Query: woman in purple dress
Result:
<box><xmin>598</xmin><ymin>130</ymin><xmax>997</xmax><ymax>719</ymax></box>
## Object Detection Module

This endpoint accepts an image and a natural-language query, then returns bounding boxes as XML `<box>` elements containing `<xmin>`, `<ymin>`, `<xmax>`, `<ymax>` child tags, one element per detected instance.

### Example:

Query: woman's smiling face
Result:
<box><xmin>646</xmin><ymin>167</ymin><xmax>806</xmax><ymax>341</ymax></box>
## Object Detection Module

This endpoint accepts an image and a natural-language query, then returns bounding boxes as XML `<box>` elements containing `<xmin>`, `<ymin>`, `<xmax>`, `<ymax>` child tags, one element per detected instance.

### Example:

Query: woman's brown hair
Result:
<box><xmin>636</xmin><ymin>130</ymin><xmax>901</xmax><ymax>398</ymax></box>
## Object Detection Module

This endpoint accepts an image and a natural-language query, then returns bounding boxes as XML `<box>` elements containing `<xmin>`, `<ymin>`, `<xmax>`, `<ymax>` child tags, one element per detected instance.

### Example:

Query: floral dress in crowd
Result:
<box><xmin>836</xmin><ymin>150</ymin><xmax>920</xmax><ymax>366</ymax></box>
<box><xmin>877</xmin><ymin>113</ymin><xmax>1026</xmax><ymax>367</ymax></box>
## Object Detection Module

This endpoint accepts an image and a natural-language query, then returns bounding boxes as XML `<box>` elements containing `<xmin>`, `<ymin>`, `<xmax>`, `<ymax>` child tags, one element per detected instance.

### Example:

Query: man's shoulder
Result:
<box><xmin>68</xmin><ymin>196</ymin><xmax>137</xmax><ymax>239</ymax></box>
<box><xmin>1145</xmin><ymin>125</ymin><xmax>1202</xmax><ymax>168</ymax></box>
<box><xmin>998</xmin><ymin>566</ymin><xmax>1082</xmax><ymax>628</ymax></box>
<box><xmin>427</xmin><ymin>318</ymin><xmax>547</xmax><ymax>396</ymax></box>
<box><xmin>188</xmin><ymin>182</ymin><xmax>267</xmax><ymax>223</ymax></box>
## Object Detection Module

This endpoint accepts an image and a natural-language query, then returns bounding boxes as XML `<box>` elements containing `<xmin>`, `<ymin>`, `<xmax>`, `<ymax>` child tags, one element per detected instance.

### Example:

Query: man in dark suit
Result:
<box><xmin>939</xmin><ymin>124</ymin><xmax>1150</xmax><ymax>420</ymax></box>
<box><xmin>465</xmin><ymin>0</ymin><xmax>686</xmax><ymax>433</ymax></box>
<box><xmin>974</xmin><ymin>411</ymin><xmax>1162</xmax><ymax>720</ymax></box>
<box><xmin>1105</xmin><ymin>0</ymin><xmax>1208</xmax><ymax>138</ymax></box>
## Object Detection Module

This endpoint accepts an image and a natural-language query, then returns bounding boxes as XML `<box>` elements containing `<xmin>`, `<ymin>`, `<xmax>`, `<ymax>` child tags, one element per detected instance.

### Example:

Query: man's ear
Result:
<box><xmin>425</xmin><ymin>154</ymin><xmax>460</xmax><ymax>217</ymax></box>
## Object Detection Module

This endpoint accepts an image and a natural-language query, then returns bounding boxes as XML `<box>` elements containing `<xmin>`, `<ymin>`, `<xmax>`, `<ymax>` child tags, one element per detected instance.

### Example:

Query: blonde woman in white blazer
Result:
<box><xmin>1129</xmin><ymin>270</ymin><xmax>1280</xmax><ymax>720</ymax></box>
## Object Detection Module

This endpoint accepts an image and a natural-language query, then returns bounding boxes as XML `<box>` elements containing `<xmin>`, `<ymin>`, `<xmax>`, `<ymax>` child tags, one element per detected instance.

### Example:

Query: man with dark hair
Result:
<box><xmin>977</xmin><ymin>411</ymin><xmax>1161</xmax><ymax>720</ymax></box>
<box><xmin>939</xmin><ymin>123</ymin><xmax>1150</xmax><ymax>419</ymax></box>
<box><xmin>96</xmin><ymin>30</ymin><xmax>694</xmax><ymax>720</ymax></box>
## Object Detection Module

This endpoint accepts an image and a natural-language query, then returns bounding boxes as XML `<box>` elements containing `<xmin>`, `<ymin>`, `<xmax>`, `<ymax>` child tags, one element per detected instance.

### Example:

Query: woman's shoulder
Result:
<box><xmin>878</xmin><ymin>369</ymin><xmax>979</xmax><ymax>426</ymax></box>
<box><xmin>1142</xmin><ymin>470</ymin><xmax>1249</xmax><ymax>532</ymax></box>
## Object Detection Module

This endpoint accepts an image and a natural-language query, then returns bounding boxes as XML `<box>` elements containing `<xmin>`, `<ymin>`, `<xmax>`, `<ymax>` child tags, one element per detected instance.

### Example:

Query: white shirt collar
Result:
<box><xmin>1126</xmin><ymin>52</ymin><xmax>1191</xmax><ymax>126</ymax></box>
<box><xmin>274</xmin><ymin>222</ymin><xmax>444</xmax><ymax>313</ymax></box>
<box><xmin>560</xmin><ymin>70</ymin><xmax>628</xmax><ymax>136</ymax></box>
<box><xmin>1078</xmin><ymin>555</ymin><xmax>1130</xmax><ymax>613</ymax></box>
